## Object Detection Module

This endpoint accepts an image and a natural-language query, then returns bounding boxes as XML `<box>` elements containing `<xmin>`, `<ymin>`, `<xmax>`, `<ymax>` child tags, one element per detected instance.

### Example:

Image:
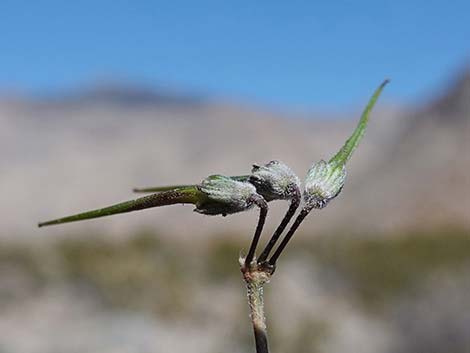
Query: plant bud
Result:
<box><xmin>249</xmin><ymin>160</ymin><xmax>301</xmax><ymax>201</ymax></box>
<box><xmin>196</xmin><ymin>175</ymin><xmax>262</xmax><ymax>216</ymax></box>
<box><xmin>304</xmin><ymin>160</ymin><xmax>346</xmax><ymax>209</ymax></box>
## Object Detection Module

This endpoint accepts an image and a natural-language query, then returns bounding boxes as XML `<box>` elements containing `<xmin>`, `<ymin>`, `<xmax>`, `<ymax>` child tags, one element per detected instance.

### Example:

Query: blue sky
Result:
<box><xmin>0</xmin><ymin>0</ymin><xmax>468</xmax><ymax>110</ymax></box>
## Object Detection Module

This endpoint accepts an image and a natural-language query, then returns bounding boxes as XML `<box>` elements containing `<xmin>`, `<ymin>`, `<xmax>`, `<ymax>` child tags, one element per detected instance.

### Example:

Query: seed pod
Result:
<box><xmin>38</xmin><ymin>175</ymin><xmax>264</xmax><ymax>227</ymax></box>
<box><xmin>303</xmin><ymin>79</ymin><xmax>389</xmax><ymax>210</ymax></box>
<box><xmin>268</xmin><ymin>79</ymin><xmax>390</xmax><ymax>265</ymax></box>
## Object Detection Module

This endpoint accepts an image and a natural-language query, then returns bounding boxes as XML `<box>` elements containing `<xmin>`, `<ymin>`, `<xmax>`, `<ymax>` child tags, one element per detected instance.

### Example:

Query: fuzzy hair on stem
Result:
<box><xmin>240</xmin><ymin>260</ymin><xmax>274</xmax><ymax>353</ymax></box>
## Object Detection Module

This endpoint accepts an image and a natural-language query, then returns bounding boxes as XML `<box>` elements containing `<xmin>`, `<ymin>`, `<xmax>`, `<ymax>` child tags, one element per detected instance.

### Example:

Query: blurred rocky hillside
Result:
<box><xmin>0</xmin><ymin>69</ymin><xmax>469</xmax><ymax>241</ymax></box>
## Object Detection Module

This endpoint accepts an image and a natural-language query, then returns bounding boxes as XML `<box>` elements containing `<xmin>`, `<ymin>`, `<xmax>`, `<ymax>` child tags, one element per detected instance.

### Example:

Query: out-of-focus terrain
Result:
<box><xmin>0</xmin><ymin>69</ymin><xmax>469</xmax><ymax>353</ymax></box>
<box><xmin>2</xmin><ymin>69</ymin><xmax>469</xmax><ymax>239</ymax></box>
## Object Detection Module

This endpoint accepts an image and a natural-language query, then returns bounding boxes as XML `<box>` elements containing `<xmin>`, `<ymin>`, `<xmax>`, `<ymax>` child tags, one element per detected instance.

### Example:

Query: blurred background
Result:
<box><xmin>1</xmin><ymin>1</ymin><xmax>469</xmax><ymax>352</ymax></box>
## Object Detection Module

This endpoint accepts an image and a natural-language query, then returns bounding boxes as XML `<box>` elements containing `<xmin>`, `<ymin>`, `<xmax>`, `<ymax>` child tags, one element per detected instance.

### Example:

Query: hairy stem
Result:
<box><xmin>241</xmin><ymin>265</ymin><xmax>273</xmax><ymax>353</ymax></box>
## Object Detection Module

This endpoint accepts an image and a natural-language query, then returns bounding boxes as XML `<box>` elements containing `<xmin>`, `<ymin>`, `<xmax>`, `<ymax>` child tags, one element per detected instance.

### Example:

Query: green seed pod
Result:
<box><xmin>268</xmin><ymin>80</ymin><xmax>389</xmax><ymax>266</ymax></box>
<box><xmin>303</xmin><ymin>79</ymin><xmax>389</xmax><ymax>210</ymax></box>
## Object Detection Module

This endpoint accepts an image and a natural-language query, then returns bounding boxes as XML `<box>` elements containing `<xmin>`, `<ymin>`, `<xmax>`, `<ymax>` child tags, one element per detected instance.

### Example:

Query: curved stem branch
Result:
<box><xmin>245</xmin><ymin>198</ymin><xmax>268</xmax><ymax>267</ymax></box>
<box><xmin>257</xmin><ymin>189</ymin><xmax>301</xmax><ymax>263</ymax></box>
<box><xmin>268</xmin><ymin>206</ymin><xmax>312</xmax><ymax>266</ymax></box>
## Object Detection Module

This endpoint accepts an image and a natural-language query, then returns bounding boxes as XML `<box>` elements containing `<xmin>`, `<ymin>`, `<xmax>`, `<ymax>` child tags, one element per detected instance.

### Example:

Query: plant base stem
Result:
<box><xmin>240</xmin><ymin>260</ymin><xmax>274</xmax><ymax>353</ymax></box>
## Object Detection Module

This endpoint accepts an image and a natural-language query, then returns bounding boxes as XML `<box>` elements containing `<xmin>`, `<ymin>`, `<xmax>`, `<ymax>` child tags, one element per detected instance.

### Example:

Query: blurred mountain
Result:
<box><xmin>0</xmin><ymin>69</ymin><xmax>468</xmax><ymax>240</ymax></box>
<box><xmin>46</xmin><ymin>82</ymin><xmax>206</xmax><ymax>109</ymax></box>
<box><xmin>0</xmin><ymin>81</ymin><xmax>206</xmax><ymax>112</ymax></box>
<box><xmin>419</xmin><ymin>67</ymin><xmax>470</xmax><ymax>123</ymax></box>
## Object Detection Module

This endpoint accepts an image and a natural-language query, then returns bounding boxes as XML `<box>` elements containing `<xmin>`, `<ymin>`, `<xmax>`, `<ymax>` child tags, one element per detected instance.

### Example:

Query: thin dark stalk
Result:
<box><xmin>268</xmin><ymin>206</ymin><xmax>312</xmax><ymax>266</ymax></box>
<box><xmin>253</xmin><ymin>326</ymin><xmax>269</xmax><ymax>353</ymax></box>
<box><xmin>257</xmin><ymin>190</ymin><xmax>300</xmax><ymax>263</ymax></box>
<box><xmin>245</xmin><ymin>199</ymin><xmax>268</xmax><ymax>267</ymax></box>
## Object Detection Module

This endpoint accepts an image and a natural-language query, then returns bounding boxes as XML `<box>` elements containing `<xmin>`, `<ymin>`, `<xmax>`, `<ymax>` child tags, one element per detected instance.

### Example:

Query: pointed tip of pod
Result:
<box><xmin>329</xmin><ymin>79</ymin><xmax>390</xmax><ymax>167</ymax></box>
<box><xmin>38</xmin><ymin>221</ymin><xmax>53</xmax><ymax>228</ymax></box>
